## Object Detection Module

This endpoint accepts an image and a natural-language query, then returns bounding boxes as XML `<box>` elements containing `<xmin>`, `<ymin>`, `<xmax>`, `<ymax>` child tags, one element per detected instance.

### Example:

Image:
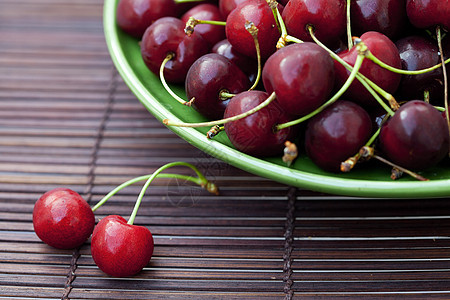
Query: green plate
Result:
<box><xmin>103</xmin><ymin>0</ymin><xmax>450</xmax><ymax>198</ymax></box>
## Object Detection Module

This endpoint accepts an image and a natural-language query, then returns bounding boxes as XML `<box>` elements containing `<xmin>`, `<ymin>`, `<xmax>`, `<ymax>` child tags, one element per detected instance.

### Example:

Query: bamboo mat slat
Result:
<box><xmin>1</xmin><ymin>0</ymin><xmax>450</xmax><ymax>299</ymax></box>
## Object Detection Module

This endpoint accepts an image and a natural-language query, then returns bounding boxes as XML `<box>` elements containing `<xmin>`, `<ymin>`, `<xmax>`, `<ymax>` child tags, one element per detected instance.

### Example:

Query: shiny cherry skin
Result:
<box><xmin>305</xmin><ymin>100</ymin><xmax>372</xmax><ymax>172</ymax></box>
<box><xmin>334</xmin><ymin>31</ymin><xmax>402</xmax><ymax>109</ymax></box>
<box><xmin>212</xmin><ymin>39</ymin><xmax>258</xmax><ymax>82</ymax></box>
<box><xmin>185</xmin><ymin>53</ymin><xmax>250</xmax><ymax>120</ymax></box>
<box><xmin>225</xmin><ymin>0</ymin><xmax>280</xmax><ymax>60</ymax></box>
<box><xmin>224</xmin><ymin>91</ymin><xmax>295</xmax><ymax>156</ymax></box>
<box><xmin>91</xmin><ymin>215</ymin><xmax>154</xmax><ymax>277</ymax></box>
<box><xmin>33</xmin><ymin>188</ymin><xmax>95</xmax><ymax>249</ymax></box>
<box><xmin>181</xmin><ymin>3</ymin><xmax>226</xmax><ymax>47</ymax></box>
<box><xmin>406</xmin><ymin>0</ymin><xmax>450</xmax><ymax>31</ymax></box>
<box><xmin>379</xmin><ymin>100</ymin><xmax>449</xmax><ymax>171</ymax></box>
<box><xmin>395</xmin><ymin>35</ymin><xmax>444</xmax><ymax>104</ymax></box>
<box><xmin>350</xmin><ymin>0</ymin><xmax>408</xmax><ymax>39</ymax></box>
<box><xmin>262</xmin><ymin>42</ymin><xmax>335</xmax><ymax>116</ymax></box>
<box><xmin>140</xmin><ymin>17</ymin><xmax>210</xmax><ymax>83</ymax></box>
<box><xmin>282</xmin><ymin>0</ymin><xmax>346</xmax><ymax>47</ymax></box>
<box><xmin>116</xmin><ymin>0</ymin><xmax>178</xmax><ymax>38</ymax></box>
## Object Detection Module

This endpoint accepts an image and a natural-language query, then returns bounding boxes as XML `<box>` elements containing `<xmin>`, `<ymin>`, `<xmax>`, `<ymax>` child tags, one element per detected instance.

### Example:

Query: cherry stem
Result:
<box><xmin>163</xmin><ymin>91</ymin><xmax>276</xmax><ymax>127</ymax></box>
<box><xmin>174</xmin><ymin>0</ymin><xmax>205</xmax><ymax>3</ymax></box>
<box><xmin>266</xmin><ymin>0</ymin><xmax>281</xmax><ymax>34</ymax></box>
<box><xmin>276</xmin><ymin>45</ymin><xmax>366</xmax><ymax>131</ymax></box>
<box><xmin>245</xmin><ymin>21</ymin><xmax>262</xmax><ymax>90</ymax></box>
<box><xmin>126</xmin><ymin>162</ymin><xmax>218</xmax><ymax>225</ymax></box>
<box><xmin>371</xmin><ymin>153</ymin><xmax>429</xmax><ymax>181</ymax></box>
<box><xmin>346</xmin><ymin>0</ymin><xmax>353</xmax><ymax>50</ymax></box>
<box><xmin>160</xmin><ymin>53</ymin><xmax>191</xmax><ymax>106</ymax></box>
<box><xmin>185</xmin><ymin>17</ymin><xmax>226</xmax><ymax>36</ymax></box>
<box><xmin>341</xmin><ymin>127</ymin><xmax>381</xmax><ymax>172</ymax></box>
<box><xmin>307</xmin><ymin>26</ymin><xmax>396</xmax><ymax>116</ymax></box>
<box><xmin>436</xmin><ymin>26</ymin><xmax>450</xmax><ymax>156</ymax></box>
<box><xmin>365</xmin><ymin>50</ymin><xmax>450</xmax><ymax>75</ymax></box>
<box><xmin>91</xmin><ymin>162</ymin><xmax>218</xmax><ymax>214</ymax></box>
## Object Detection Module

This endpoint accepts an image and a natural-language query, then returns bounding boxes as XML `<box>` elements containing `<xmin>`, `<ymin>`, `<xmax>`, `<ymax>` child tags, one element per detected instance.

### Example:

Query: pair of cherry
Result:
<box><xmin>32</xmin><ymin>162</ymin><xmax>218</xmax><ymax>277</ymax></box>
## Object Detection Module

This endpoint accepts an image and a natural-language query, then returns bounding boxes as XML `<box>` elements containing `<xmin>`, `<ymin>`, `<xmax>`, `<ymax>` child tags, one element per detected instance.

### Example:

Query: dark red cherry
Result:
<box><xmin>33</xmin><ymin>188</ymin><xmax>95</xmax><ymax>249</ymax></box>
<box><xmin>212</xmin><ymin>39</ymin><xmax>258</xmax><ymax>82</ymax></box>
<box><xmin>185</xmin><ymin>53</ymin><xmax>251</xmax><ymax>120</ymax></box>
<box><xmin>282</xmin><ymin>0</ymin><xmax>346</xmax><ymax>47</ymax></box>
<box><xmin>334</xmin><ymin>31</ymin><xmax>402</xmax><ymax>108</ymax></box>
<box><xmin>406</xmin><ymin>0</ymin><xmax>450</xmax><ymax>31</ymax></box>
<box><xmin>181</xmin><ymin>3</ymin><xmax>226</xmax><ymax>47</ymax></box>
<box><xmin>219</xmin><ymin>0</ymin><xmax>246</xmax><ymax>19</ymax></box>
<box><xmin>305</xmin><ymin>100</ymin><xmax>372</xmax><ymax>172</ymax></box>
<box><xmin>379</xmin><ymin>100</ymin><xmax>449</xmax><ymax>171</ymax></box>
<box><xmin>262</xmin><ymin>42</ymin><xmax>335</xmax><ymax>116</ymax></box>
<box><xmin>395</xmin><ymin>35</ymin><xmax>444</xmax><ymax>104</ymax></box>
<box><xmin>140</xmin><ymin>17</ymin><xmax>210</xmax><ymax>83</ymax></box>
<box><xmin>116</xmin><ymin>0</ymin><xmax>178</xmax><ymax>38</ymax></box>
<box><xmin>350</xmin><ymin>0</ymin><xmax>408</xmax><ymax>39</ymax></box>
<box><xmin>225</xmin><ymin>0</ymin><xmax>280</xmax><ymax>60</ymax></box>
<box><xmin>224</xmin><ymin>91</ymin><xmax>295</xmax><ymax>156</ymax></box>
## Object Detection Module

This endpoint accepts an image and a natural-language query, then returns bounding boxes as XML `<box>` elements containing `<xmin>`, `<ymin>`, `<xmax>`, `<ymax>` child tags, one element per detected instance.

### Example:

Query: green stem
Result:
<box><xmin>163</xmin><ymin>91</ymin><xmax>277</xmax><ymax>127</ymax></box>
<box><xmin>246</xmin><ymin>22</ymin><xmax>262</xmax><ymax>91</ymax></box>
<box><xmin>91</xmin><ymin>162</ymin><xmax>217</xmax><ymax>214</ymax></box>
<box><xmin>276</xmin><ymin>48</ymin><xmax>365</xmax><ymax>131</ymax></box>
<box><xmin>346</xmin><ymin>0</ymin><xmax>353</xmax><ymax>50</ymax></box>
<box><xmin>436</xmin><ymin>25</ymin><xmax>450</xmax><ymax>156</ymax></box>
<box><xmin>160</xmin><ymin>53</ymin><xmax>190</xmax><ymax>106</ymax></box>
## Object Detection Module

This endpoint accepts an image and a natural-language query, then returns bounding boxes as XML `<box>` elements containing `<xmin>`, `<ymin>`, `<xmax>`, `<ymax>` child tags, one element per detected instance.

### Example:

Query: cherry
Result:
<box><xmin>140</xmin><ymin>17</ymin><xmax>210</xmax><ymax>83</ymax></box>
<box><xmin>185</xmin><ymin>53</ymin><xmax>251</xmax><ymax>120</ymax></box>
<box><xmin>225</xmin><ymin>0</ymin><xmax>280</xmax><ymax>60</ymax></box>
<box><xmin>212</xmin><ymin>39</ymin><xmax>258</xmax><ymax>82</ymax></box>
<box><xmin>116</xmin><ymin>0</ymin><xmax>178</xmax><ymax>38</ymax></box>
<box><xmin>281</xmin><ymin>0</ymin><xmax>346</xmax><ymax>47</ymax></box>
<box><xmin>219</xmin><ymin>0</ymin><xmax>246</xmax><ymax>19</ymax></box>
<box><xmin>223</xmin><ymin>90</ymin><xmax>295</xmax><ymax>156</ymax></box>
<box><xmin>91</xmin><ymin>215</ymin><xmax>154</xmax><ymax>277</ymax></box>
<box><xmin>350</xmin><ymin>0</ymin><xmax>409</xmax><ymax>40</ymax></box>
<box><xmin>379</xmin><ymin>100</ymin><xmax>449</xmax><ymax>171</ymax></box>
<box><xmin>334</xmin><ymin>31</ymin><xmax>402</xmax><ymax>108</ymax></box>
<box><xmin>180</xmin><ymin>3</ymin><xmax>226</xmax><ymax>47</ymax></box>
<box><xmin>406</xmin><ymin>0</ymin><xmax>450</xmax><ymax>31</ymax></box>
<box><xmin>305</xmin><ymin>100</ymin><xmax>372</xmax><ymax>172</ymax></box>
<box><xmin>262</xmin><ymin>42</ymin><xmax>335</xmax><ymax>116</ymax></box>
<box><xmin>395</xmin><ymin>35</ymin><xmax>444</xmax><ymax>104</ymax></box>
<box><xmin>33</xmin><ymin>188</ymin><xmax>95</xmax><ymax>249</ymax></box>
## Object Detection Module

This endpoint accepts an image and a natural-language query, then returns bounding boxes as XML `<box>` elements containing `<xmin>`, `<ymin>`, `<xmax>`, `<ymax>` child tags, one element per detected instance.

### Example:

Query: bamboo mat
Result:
<box><xmin>1</xmin><ymin>0</ymin><xmax>450</xmax><ymax>299</ymax></box>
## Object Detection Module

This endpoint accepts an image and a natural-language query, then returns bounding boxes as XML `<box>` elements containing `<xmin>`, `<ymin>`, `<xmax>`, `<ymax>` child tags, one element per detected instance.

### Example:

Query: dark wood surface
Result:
<box><xmin>1</xmin><ymin>0</ymin><xmax>450</xmax><ymax>299</ymax></box>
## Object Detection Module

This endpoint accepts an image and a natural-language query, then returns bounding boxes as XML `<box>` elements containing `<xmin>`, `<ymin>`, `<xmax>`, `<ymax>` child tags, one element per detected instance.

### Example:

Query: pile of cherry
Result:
<box><xmin>118</xmin><ymin>0</ymin><xmax>450</xmax><ymax>179</ymax></box>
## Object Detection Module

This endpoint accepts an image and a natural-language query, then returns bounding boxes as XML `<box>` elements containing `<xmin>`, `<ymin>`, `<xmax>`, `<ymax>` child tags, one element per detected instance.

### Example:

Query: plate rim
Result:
<box><xmin>103</xmin><ymin>0</ymin><xmax>450</xmax><ymax>199</ymax></box>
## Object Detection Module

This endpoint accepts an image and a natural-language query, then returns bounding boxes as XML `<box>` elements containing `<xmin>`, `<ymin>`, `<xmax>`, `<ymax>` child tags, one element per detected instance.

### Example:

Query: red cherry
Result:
<box><xmin>282</xmin><ymin>0</ymin><xmax>346</xmax><ymax>47</ymax></box>
<box><xmin>305</xmin><ymin>100</ymin><xmax>372</xmax><ymax>172</ymax></box>
<box><xmin>223</xmin><ymin>90</ymin><xmax>296</xmax><ymax>156</ymax></box>
<box><xmin>379</xmin><ymin>100</ymin><xmax>449</xmax><ymax>171</ymax></box>
<box><xmin>185</xmin><ymin>53</ymin><xmax>251</xmax><ymax>120</ymax></box>
<box><xmin>140</xmin><ymin>17</ymin><xmax>210</xmax><ymax>83</ymax></box>
<box><xmin>334</xmin><ymin>31</ymin><xmax>402</xmax><ymax>108</ymax></box>
<box><xmin>116</xmin><ymin>0</ymin><xmax>178</xmax><ymax>38</ymax></box>
<box><xmin>262</xmin><ymin>42</ymin><xmax>335</xmax><ymax>116</ymax></box>
<box><xmin>91</xmin><ymin>215</ymin><xmax>154</xmax><ymax>277</ymax></box>
<box><xmin>406</xmin><ymin>0</ymin><xmax>450</xmax><ymax>31</ymax></box>
<box><xmin>33</xmin><ymin>188</ymin><xmax>95</xmax><ymax>249</ymax></box>
<box><xmin>225</xmin><ymin>0</ymin><xmax>280</xmax><ymax>60</ymax></box>
<box><xmin>180</xmin><ymin>3</ymin><xmax>226</xmax><ymax>47</ymax></box>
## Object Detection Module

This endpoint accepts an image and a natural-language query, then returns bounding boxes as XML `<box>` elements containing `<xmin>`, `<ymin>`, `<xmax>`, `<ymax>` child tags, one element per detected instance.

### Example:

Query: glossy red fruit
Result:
<box><xmin>224</xmin><ymin>91</ymin><xmax>295</xmax><ymax>156</ymax></box>
<box><xmin>282</xmin><ymin>0</ymin><xmax>346</xmax><ymax>46</ymax></box>
<box><xmin>181</xmin><ymin>3</ymin><xmax>226</xmax><ymax>47</ymax></box>
<box><xmin>305</xmin><ymin>100</ymin><xmax>372</xmax><ymax>172</ymax></box>
<box><xmin>379</xmin><ymin>100</ymin><xmax>449</xmax><ymax>171</ymax></box>
<box><xmin>225</xmin><ymin>0</ymin><xmax>280</xmax><ymax>60</ymax></box>
<box><xmin>140</xmin><ymin>17</ymin><xmax>210</xmax><ymax>83</ymax></box>
<box><xmin>406</xmin><ymin>0</ymin><xmax>450</xmax><ymax>31</ymax></box>
<box><xmin>262</xmin><ymin>42</ymin><xmax>335</xmax><ymax>116</ymax></box>
<box><xmin>350</xmin><ymin>0</ymin><xmax>408</xmax><ymax>39</ymax></box>
<box><xmin>334</xmin><ymin>31</ymin><xmax>402</xmax><ymax>108</ymax></box>
<box><xmin>116</xmin><ymin>0</ymin><xmax>178</xmax><ymax>38</ymax></box>
<box><xmin>186</xmin><ymin>53</ymin><xmax>250</xmax><ymax>120</ymax></box>
<box><xmin>33</xmin><ymin>188</ymin><xmax>95</xmax><ymax>249</ymax></box>
<box><xmin>91</xmin><ymin>215</ymin><xmax>154</xmax><ymax>277</ymax></box>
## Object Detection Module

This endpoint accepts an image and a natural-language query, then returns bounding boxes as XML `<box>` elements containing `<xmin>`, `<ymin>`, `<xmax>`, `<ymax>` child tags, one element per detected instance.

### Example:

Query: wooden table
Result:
<box><xmin>1</xmin><ymin>0</ymin><xmax>450</xmax><ymax>298</ymax></box>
